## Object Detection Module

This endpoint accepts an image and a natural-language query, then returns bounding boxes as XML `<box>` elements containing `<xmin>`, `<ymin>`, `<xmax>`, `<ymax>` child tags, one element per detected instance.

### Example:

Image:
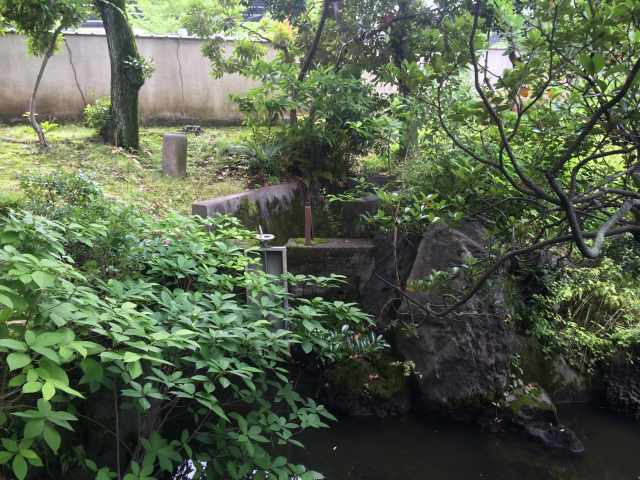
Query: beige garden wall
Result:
<box><xmin>0</xmin><ymin>32</ymin><xmax>260</xmax><ymax>123</ymax></box>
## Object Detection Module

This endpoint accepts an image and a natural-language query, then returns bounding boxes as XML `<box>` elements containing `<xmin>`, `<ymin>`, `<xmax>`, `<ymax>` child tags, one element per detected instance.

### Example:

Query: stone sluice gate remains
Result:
<box><xmin>186</xmin><ymin>178</ymin><xmax>640</xmax><ymax>474</ymax></box>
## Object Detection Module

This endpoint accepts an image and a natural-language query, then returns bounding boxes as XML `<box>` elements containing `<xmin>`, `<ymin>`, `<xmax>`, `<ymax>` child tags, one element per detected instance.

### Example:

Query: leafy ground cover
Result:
<box><xmin>0</xmin><ymin>124</ymin><xmax>248</xmax><ymax>214</ymax></box>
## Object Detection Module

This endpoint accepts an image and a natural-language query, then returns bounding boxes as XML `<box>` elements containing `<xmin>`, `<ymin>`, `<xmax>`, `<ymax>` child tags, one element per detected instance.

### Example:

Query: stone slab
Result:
<box><xmin>193</xmin><ymin>182</ymin><xmax>305</xmax><ymax>242</ymax></box>
<box><xmin>286</xmin><ymin>238</ymin><xmax>376</xmax><ymax>301</ymax></box>
<box><xmin>193</xmin><ymin>182</ymin><xmax>301</xmax><ymax>217</ymax></box>
<box><xmin>162</xmin><ymin>133</ymin><xmax>187</xmax><ymax>177</ymax></box>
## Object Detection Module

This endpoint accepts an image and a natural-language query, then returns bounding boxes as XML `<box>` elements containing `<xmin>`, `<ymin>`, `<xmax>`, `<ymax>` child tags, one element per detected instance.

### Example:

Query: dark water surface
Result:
<box><xmin>290</xmin><ymin>406</ymin><xmax>640</xmax><ymax>480</ymax></box>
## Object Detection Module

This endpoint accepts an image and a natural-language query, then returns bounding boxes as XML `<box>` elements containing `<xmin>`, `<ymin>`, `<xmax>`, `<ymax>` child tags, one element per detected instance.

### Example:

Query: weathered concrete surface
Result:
<box><xmin>0</xmin><ymin>33</ymin><xmax>261</xmax><ymax>123</ymax></box>
<box><xmin>193</xmin><ymin>182</ymin><xmax>304</xmax><ymax>241</ymax></box>
<box><xmin>339</xmin><ymin>193</ymin><xmax>378</xmax><ymax>238</ymax></box>
<box><xmin>162</xmin><ymin>133</ymin><xmax>187</xmax><ymax>177</ymax></box>
<box><xmin>286</xmin><ymin>238</ymin><xmax>375</xmax><ymax>301</ymax></box>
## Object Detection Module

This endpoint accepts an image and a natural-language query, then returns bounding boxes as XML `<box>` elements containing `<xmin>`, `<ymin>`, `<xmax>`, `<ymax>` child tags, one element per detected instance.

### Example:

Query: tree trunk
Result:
<box><xmin>298</xmin><ymin>0</ymin><xmax>331</xmax><ymax>82</ymax></box>
<box><xmin>29</xmin><ymin>26</ymin><xmax>64</xmax><ymax>149</ymax></box>
<box><xmin>389</xmin><ymin>0</ymin><xmax>411</xmax><ymax>96</ymax></box>
<box><xmin>96</xmin><ymin>0</ymin><xmax>145</xmax><ymax>150</ymax></box>
<box><xmin>288</xmin><ymin>0</ymin><xmax>331</xmax><ymax>127</ymax></box>
<box><xmin>390</xmin><ymin>0</ymin><xmax>417</xmax><ymax>161</ymax></box>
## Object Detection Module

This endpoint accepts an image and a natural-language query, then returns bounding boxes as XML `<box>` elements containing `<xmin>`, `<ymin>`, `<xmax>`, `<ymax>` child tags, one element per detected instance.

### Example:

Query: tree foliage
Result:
<box><xmin>0</xmin><ymin>0</ymin><xmax>90</xmax><ymax>147</ymax></box>
<box><xmin>430</xmin><ymin>0</ymin><xmax>640</xmax><ymax>259</ymax></box>
<box><xmin>0</xmin><ymin>0</ymin><xmax>88</xmax><ymax>54</ymax></box>
<box><xmin>343</xmin><ymin>0</ymin><xmax>640</xmax><ymax>316</ymax></box>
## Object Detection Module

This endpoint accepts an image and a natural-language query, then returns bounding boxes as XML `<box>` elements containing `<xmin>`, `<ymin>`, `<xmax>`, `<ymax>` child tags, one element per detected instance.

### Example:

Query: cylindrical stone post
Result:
<box><xmin>162</xmin><ymin>133</ymin><xmax>187</xmax><ymax>177</ymax></box>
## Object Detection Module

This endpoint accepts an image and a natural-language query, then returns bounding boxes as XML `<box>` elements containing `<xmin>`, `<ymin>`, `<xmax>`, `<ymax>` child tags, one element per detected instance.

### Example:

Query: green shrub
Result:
<box><xmin>83</xmin><ymin>97</ymin><xmax>111</xmax><ymax>133</ymax></box>
<box><xmin>327</xmin><ymin>353</ymin><xmax>411</xmax><ymax>401</ymax></box>
<box><xmin>20</xmin><ymin>171</ymin><xmax>102</xmax><ymax>216</ymax></box>
<box><xmin>0</xmin><ymin>192</ymin><xmax>23</xmax><ymax>218</ymax></box>
<box><xmin>234</xmin><ymin>68</ymin><xmax>387</xmax><ymax>182</ymax></box>
<box><xmin>0</xmin><ymin>174</ymin><xmax>372</xmax><ymax>480</ymax></box>
<box><xmin>528</xmin><ymin>252</ymin><xmax>640</xmax><ymax>373</ymax></box>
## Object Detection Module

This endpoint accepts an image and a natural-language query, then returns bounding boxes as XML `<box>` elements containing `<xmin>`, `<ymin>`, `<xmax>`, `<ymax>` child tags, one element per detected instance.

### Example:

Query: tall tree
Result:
<box><xmin>0</xmin><ymin>0</ymin><xmax>88</xmax><ymax>147</ymax></box>
<box><xmin>419</xmin><ymin>0</ymin><xmax>640</xmax><ymax>314</ymax></box>
<box><xmin>96</xmin><ymin>0</ymin><xmax>148</xmax><ymax>150</ymax></box>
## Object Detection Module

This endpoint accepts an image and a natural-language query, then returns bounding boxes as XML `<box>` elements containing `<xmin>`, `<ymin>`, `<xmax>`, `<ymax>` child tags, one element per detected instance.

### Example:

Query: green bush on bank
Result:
<box><xmin>0</xmin><ymin>173</ymin><xmax>372</xmax><ymax>480</ymax></box>
<box><xmin>83</xmin><ymin>97</ymin><xmax>112</xmax><ymax>134</ymax></box>
<box><xmin>527</xmin><ymin>245</ymin><xmax>640</xmax><ymax>373</ymax></box>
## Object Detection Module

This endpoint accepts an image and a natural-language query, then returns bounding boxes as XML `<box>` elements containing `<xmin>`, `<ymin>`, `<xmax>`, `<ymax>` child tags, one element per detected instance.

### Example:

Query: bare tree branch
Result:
<box><xmin>469</xmin><ymin>2</ymin><xmax>556</xmax><ymax>203</ymax></box>
<box><xmin>431</xmin><ymin>223</ymin><xmax>640</xmax><ymax>317</ymax></box>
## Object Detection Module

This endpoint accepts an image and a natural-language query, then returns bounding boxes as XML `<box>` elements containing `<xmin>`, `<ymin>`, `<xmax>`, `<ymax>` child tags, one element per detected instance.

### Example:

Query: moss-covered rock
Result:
<box><xmin>499</xmin><ymin>383</ymin><xmax>584</xmax><ymax>454</ymax></box>
<box><xmin>515</xmin><ymin>336</ymin><xmax>595</xmax><ymax>403</ymax></box>
<box><xmin>324</xmin><ymin>354</ymin><xmax>411</xmax><ymax>417</ymax></box>
<box><xmin>503</xmin><ymin>384</ymin><xmax>557</xmax><ymax>423</ymax></box>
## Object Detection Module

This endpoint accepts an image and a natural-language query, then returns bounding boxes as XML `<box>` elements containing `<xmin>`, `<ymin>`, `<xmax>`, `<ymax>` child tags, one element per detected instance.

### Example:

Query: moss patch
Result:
<box><xmin>504</xmin><ymin>384</ymin><xmax>557</xmax><ymax>417</ymax></box>
<box><xmin>0</xmin><ymin>123</ymin><xmax>247</xmax><ymax>214</ymax></box>
<box><xmin>327</xmin><ymin>353</ymin><xmax>409</xmax><ymax>401</ymax></box>
<box><xmin>290</xmin><ymin>237</ymin><xmax>331</xmax><ymax>246</ymax></box>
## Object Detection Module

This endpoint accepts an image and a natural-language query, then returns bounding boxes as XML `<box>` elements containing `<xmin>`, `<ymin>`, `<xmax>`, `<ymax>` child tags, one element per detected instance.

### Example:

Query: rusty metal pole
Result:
<box><xmin>304</xmin><ymin>201</ymin><xmax>313</xmax><ymax>245</ymax></box>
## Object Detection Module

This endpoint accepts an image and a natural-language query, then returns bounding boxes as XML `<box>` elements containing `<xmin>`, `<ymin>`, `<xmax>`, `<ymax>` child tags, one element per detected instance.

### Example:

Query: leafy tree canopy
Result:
<box><xmin>0</xmin><ymin>0</ymin><xmax>89</xmax><ymax>54</ymax></box>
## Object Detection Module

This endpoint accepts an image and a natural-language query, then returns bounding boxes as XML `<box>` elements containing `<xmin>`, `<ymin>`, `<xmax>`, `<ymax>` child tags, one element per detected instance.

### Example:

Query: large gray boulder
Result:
<box><xmin>359</xmin><ymin>233</ymin><xmax>420</xmax><ymax>325</ymax></box>
<box><xmin>605</xmin><ymin>348</ymin><xmax>640</xmax><ymax>419</ymax></box>
<box><xmin>515</xmin><ymin>336</ymin><xmax>595</xmax><ymax>404</ymax></box>
<box><xmin>395</xmin><ymin>222</ymin><xmax>514</xmax><ymax>413</ymax></box>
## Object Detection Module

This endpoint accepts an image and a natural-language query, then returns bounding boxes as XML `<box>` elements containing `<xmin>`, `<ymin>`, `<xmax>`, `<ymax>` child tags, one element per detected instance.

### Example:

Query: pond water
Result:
<box><xmin>289</xmin><ymin>406</ymin><xmax>640</xmax><ymax>480</ymax></box>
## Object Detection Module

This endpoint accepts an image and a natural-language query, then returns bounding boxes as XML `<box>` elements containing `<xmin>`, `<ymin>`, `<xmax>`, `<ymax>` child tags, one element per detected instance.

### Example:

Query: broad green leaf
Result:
<box><xmin>31</xmin><ymin>271</ymin><xmax>55</xmax><ymax>289</ymax></box>
<box><xmin>592</xmin><ymin>54</ymin><xmax>605</xmax><ymax>74</ymax></box>
<box><xmin>0</xmin><ymin>450</ymin><xmax>13</xmax><ymax>464</ymax></box>
<box><xmin>37</xmin><ymin>399</ymin><xmax>52</xmax><ymax>416</ymax></box>
<box><xmin>123</xmin><ymin>352</ymin><xmax>141</xmax><ymax>363</ymax></box>
<box><xmin>22</xmin><ymin>382</ymin><xmax>42</xmax><ymax>394</ymax></box>
<box><xmin>42</xmin><ymin>382</ymin><xmax>56</xmax><ymax>401</ymax></box>
<box><xmin>0</xmin><ymin>339</ymin><xmax>26</xmax><ymax>352</ymax></box>
<box><xmin>19</xmin><ymin>449</ymin><xmax>38</xmax><ymax>461</ymax></box>
<box><xmin>100</xmin><ymin>352</ymin><xmax>123</xmax><ymax>362</ymax></box>
<box><xmin>0</xmin><ymin>293</ymin><xmax>13</xmax><ymax>309</ymax></box>
<box><xmin>12</xmin><ymin>453</ymin><xmax>27</xmax><ymax>480</ymax></box>
<box><xmin>80</xmin><ymin>358</ymin><xmax>104</xmax><ymax>384</ymax></box>
<box><xmin>1</xmin><ymin>439</ymin><xmax>18</xmax><ymax>453</ymax></box>
<box><xmin>128</xmin><ymin>360</ymin><xmax>143</xmax><ymax>379</ymax></box>
<box><xmin>211</xmin><ymin>404</ymin><xmax>229</xmax><ymax>421</ymax></box>
<box><xmin>26</xmin><ymin>370</ymin><xmax>38</xmax><ymax>383</ymax></box>
<box><xmin>32</xmin><ymin>346</ymin><xmax>61</xmax><ymax>364</ymax></box>
<box><xmin>52</xmin><ymin>383</ymin><xmax>85</xmax><ymax>399</ymax></box>
<box><xmin>8</xmin><ymin>374</ymin><xmax>26</xmax><ymax>387</ymax></box>
<box><xmin>36</xmin><ymin>359</ymin><xmax>69</xmax><ymax>386</ymax></box>
<box><xmin>23</xmin><ymin>421</ymin><xmax>44</xmax><ymax>439</ymax></box>
<box><xmin>35</xmin><ymin>332</ymin><xmax>66</xmax><ymax>348</ymax></box>
<box><xmin>96</xmin><ymin>467</ymin><xmax>115</xmax><ymax>480</ymax></box>
<box><xmin>7</xmin><ymin>353</ymin><xmax>31</xmax><ymax>371</ymax></box>
<box><xmin>24</xmin><ymin>331</ymin><xmax>36</xmax><ymax>347</ymax></box>
<box><xmin>43</xmin><ymin>425</ymin><xmax>61</xmax><ymax>452</ymax></box>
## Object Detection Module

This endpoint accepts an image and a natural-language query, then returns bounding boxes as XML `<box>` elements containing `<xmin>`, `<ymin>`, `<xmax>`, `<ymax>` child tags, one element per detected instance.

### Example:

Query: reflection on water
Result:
<box><xmin>289</xmin><ymin>406</ymin><xmax>640</xmax><ymax>480</ymax></box>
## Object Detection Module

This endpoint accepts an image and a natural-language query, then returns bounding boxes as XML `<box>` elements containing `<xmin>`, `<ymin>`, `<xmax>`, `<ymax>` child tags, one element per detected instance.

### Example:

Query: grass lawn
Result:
<box><xmin>0</xmin><ymin>123</ymin><xmax>248</xmax><ymax>214</ymax></box>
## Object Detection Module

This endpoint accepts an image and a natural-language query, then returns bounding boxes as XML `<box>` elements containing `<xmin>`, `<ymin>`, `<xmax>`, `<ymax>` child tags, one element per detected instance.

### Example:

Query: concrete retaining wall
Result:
<box><xmin>286</xmin><ymin>238</ymin><xmax>376</xmax><ymax>301</ymax></box>
<box><xmin>0</xmin><ymin>33</ymin><xmax>260</xmax><ymax>123</ymax></box>
<box><xmin>192</xmin><ymin>182</ymin><xmax>306</xmax><ymax>241</ymax></box>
